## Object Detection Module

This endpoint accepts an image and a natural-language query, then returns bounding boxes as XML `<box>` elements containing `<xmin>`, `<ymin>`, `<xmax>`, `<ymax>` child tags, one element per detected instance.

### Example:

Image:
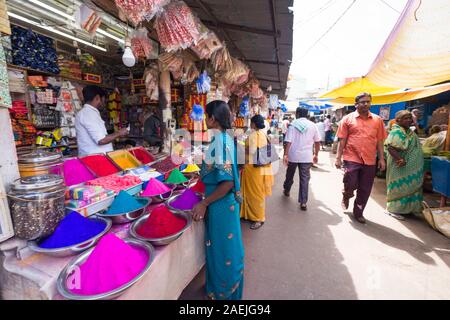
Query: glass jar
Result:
<box><xmin>18</xmin><ymin>150</ymin><xmax>64</xmax><ymax>179</ymax></box>
<box><xmin>8</xmin><ymin>174</ymin><xmax>66</xmax><ymax>240</ymax></box>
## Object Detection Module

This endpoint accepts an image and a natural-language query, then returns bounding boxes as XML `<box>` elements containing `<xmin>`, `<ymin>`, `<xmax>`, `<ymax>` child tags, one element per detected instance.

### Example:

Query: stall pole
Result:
<box><xmin>445</xmin><ymin>114</ymin><xmax>450</xmax><ymax>152</ymax></box>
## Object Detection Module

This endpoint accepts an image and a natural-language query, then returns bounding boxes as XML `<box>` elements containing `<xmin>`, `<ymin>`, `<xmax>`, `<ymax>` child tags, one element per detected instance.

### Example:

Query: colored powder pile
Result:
<box><xmin>165</xmin><ymin>168</ymin><xmax>188</xmax><ymax>184</ymax></box>
<box><xmin>182</xmin><ymin>164</ymin><xmax>201</xmax><ymax>173</ymax></box>
<box><xmin>63</xmin><ymin>158</ymin><xmax>96</xmax><ymax>186</ymax></box>
<box><xmin>130</xmin><ymin>147</ymin><xmax>154</xmax><ymax>164</ymax></box>
<box><xmin>111</xmin><ymin>152</ymin><xmax>140</xmax><ymax>170</ymax></box>
<box><xmin>86</xmin><ymin>175</ymin><xmax>142</xmax><ymax>193</ymax></box>
<box><xmin>69</xmin><ymin>234</ymin><xmax>149</xmax><ymax>296</ymax></box>
<box><xmin>81</xmin><ymin>155</ymin><xmax>119</xmax><ymax>177</ymax></box>
<box><xmin>190</xmin><ymin>180</ymin><xmax>206</xmax><ymax>194</ymax></box>
<box><xmin>137</xmin><ymin>206</ymin><xmax>187</xmax><ymax>238</ymax></box>
<box><xmin>39</xmin><ymin>212</ymin><xmax>106</xmax><ymax>249</ymax></box>
<box><xmin>171</xmin><ymin>189</ymin><xmax>202</xmax><ymax>210</ymax></box>
<box><xmin>106</xmin><ymin>191</ymin><xmax>145</xmax><ymax>215</ymax></box>
<box><xmin>141</xmin><ymin>178</ymin><xmax>171</xmax><ymax>197</ymax></box>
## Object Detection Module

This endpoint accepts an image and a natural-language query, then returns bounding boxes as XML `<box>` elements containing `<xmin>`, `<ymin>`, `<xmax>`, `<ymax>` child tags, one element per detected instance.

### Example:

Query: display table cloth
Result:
<box><xmin>0</xmin><ymin>218</ymin><xmax>205</xmax><ymax>300</ymax></box>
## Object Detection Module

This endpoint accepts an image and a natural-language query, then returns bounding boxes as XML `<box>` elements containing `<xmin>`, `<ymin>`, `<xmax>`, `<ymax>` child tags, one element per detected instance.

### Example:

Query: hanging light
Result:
<box><xmin>122</xmin><ymin>38</ymin><xmax>135</xmax><ymax>67</ymax></box>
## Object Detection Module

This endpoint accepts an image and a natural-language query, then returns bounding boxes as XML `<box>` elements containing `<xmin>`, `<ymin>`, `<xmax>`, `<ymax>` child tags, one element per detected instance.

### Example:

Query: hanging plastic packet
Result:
<box><xmin>239</xmin><ymin>96</ymin><xmax>250</xmax><ymax>117</ymax></box>
<box><xmin>196</xmin><ymin>70</ymin><xmax>211</xmax><ymax>94</ymax></box>
<box><xmin>190</xmin><ymin>103</ymin><xmax>204</xmax><ymax>121</ymax></box>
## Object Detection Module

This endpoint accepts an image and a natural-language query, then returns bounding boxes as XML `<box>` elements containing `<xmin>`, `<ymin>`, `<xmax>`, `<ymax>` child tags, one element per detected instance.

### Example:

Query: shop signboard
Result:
<box><xmin>379</xmin><ymin>106</ymin><xmax>391</xmax><ymax>121</ymax></box>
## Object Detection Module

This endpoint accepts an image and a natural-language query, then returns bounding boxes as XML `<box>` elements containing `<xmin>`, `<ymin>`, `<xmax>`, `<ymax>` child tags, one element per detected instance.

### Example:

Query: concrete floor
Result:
<box><xmin>180</xmin><ymin>151</ymin><xmax>450</xmax><ymax>300</ymax></box>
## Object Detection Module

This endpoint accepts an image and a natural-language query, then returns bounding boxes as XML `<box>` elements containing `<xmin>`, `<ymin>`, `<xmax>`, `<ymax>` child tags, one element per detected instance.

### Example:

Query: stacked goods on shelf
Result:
<box><xmin>7</xmin><ymin>69</ymin><xmax>26</xmax><ymax>93</ymax></box>
<box><xmin>9</xmin><ymin>100</ymin><xmax>36</xmax><ymax>146</ymax></box>
<box><xmin>0</xmin><ymin>0</ymin><xmax>11</xmax><ymax>35</ymax></box>
<box><xmin>0</xmin><ymin>43</ymin><xmax>11</xmax><ymax>108</ymax></box>
<box><xmin>11</xmin><ymin>26</ymin><xmax>59</xmax><ymax>74</ymax></box>
<box><xmin>57</xmin><ymin>55</ymin><xmax>82</xmax><ymax>80</ymax></box>
<box><xmin>65</xmin><ymin>186</ymin><xmax>114</xmax><ymax>209</ymax></box>
<box><xmin>55</xmin><ymin>81</ymin><xmax>82</xmax><ymax>138</ymax></box>
<box><xmin>107</xmin><ymin>92</ymin><xmax>122</xmax><ymax>132</ymax></box>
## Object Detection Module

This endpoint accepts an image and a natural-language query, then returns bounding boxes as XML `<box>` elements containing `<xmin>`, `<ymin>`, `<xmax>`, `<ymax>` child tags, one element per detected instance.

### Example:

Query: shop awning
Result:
<box><xmin>330</xmin><ymin>82</ymin><xmax>450</xmax><ymax>105</ymax></box>
<box><xmin>319</xmin><ymin>77</ymin><xmax>398</xmax><ymax>100</ymax></box>
<box><xmin>366</xmin><ymin>0</ymin><xmax>450</xmax><ymax>88</ymax></box>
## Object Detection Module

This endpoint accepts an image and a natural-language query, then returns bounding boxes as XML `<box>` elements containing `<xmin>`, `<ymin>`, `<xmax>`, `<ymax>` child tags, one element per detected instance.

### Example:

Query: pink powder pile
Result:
<box><xmin>63</xmin><ymin>158</ymin><xmax>96</xmax><ymax>186</ymax></box>
<box><xmin>68</xmin><ymin>234</ymin><xmax>149</xmax><ymax>296</ymax></box>
<box><xmin>141</xmin><ymin>178</ymin><xmax>171</xmax><ymax>197</ymax></box>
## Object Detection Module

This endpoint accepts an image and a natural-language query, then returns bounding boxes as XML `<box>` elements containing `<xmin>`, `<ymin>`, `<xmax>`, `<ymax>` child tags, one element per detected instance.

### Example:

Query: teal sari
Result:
<box><xmin>201</xmin><ymin>132</ymin><xmax>244</xmax><ymax>300</ymax></box>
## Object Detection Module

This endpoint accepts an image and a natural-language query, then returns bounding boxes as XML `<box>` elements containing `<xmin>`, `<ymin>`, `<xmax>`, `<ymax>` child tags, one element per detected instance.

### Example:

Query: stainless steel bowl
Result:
<box><xmin>96</xmin><ymin>198</ymin><xmax>151</xmax><ymax>224</ymax></box>
<box><xmin>56</xmin><ymin>238</ymin><xmax>155</xmax><ymax>300</ymax></box>
<box><xmin>129</xmin><ymin>211</ymin><xmax>192</xmax><ymax>246</ymax></box>
<box><xmin>140</xmin><ymin>183</ymin><xmax>176</xmax><ymax>204</ymax></box>
<box><xmin>166</xmin><ymin>192</ymin><xmax>204</xmax><ymax>213</ymax></box>
<box><xmin>28</xmin><ymin>217</ymin><xmax>112</xmax><ymax>257</ymax></box>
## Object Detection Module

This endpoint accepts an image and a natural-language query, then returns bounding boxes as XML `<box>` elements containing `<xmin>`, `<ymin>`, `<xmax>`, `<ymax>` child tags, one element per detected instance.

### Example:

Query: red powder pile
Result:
<box><xmin>190</xmin><ymin>180</ymin><xmax>206</xmax><ymax>194</ymax></box>
<box><xmin>130</xmin><ymin>147</ymin><xmax>155</xmax><ymax>164</ymax></box>
<box><xmin>80</xmin><ymin>155</ymin><xmax>119</xmax><ymax>177</ymax></box>
<box><xmin>137</xmin><ymin>206</ymin><xmax>187</xmax><ymax>239</ymax></box>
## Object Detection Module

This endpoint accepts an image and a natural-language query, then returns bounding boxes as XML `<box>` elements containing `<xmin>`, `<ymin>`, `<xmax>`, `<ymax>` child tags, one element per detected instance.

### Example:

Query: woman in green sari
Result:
<box><xmin>192</xmin><ymin>100</ymin><xmax>244</xmax><ymax>300</ymax></box>
<box><xmin>384</xmin><ymin>110</ymin><xmax>424</xmax><ymax>220</ymax></box>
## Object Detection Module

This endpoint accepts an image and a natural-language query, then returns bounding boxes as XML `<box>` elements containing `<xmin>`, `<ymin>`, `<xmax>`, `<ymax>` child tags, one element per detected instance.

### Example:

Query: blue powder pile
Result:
<box><xmin>106</xmin><ymin>191</ymin><xmax>145</xmax><ymax>215</ymax></box>
<box><xmin>39</xmin><ymin>212</ymin><xmax>106</xmax><ymax>249</ymax></box>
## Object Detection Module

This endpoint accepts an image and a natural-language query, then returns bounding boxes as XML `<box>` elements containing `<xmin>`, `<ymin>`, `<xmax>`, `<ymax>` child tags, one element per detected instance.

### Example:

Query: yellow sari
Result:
<box><xmin>240</xmin><ymin>130</ymin><xmax>274</xmax><ymax>222</ymax></box>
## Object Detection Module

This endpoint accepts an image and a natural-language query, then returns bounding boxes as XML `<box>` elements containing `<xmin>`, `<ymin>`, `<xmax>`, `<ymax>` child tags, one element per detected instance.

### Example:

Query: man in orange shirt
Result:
<box><xmin>335</xmin><ymin>93</ymin><xmax>387</xmax><ymax>224</ymax></box>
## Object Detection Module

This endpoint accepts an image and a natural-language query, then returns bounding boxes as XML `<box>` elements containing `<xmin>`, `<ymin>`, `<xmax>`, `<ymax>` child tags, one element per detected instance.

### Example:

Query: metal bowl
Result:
<box><xmin>28</xmin><ymin>217</ymin><xmax>112</xmax><ymax>258</ymax></box>
<box><xmin>166</xmin><ymin>192</ymin><xmax>204</xmax><ymax>213</ymax></box>
<box><xmin>129</xmin><ymin>211</ymin><xmax>192</xmax><ymax>246</ymax></box>
<box><xmin>140</xmin><ymin>183</ymin><xmax>176</xmax><ymax>204</ymax></box>
<box><xmin>96</xmin><ymin>198</ymin><xmax>151</xmax><ymax>224</ymax></box>
<box><xmin>56</xmin><ymin>238</ymin><xmax>155</xmax><ymax>300</ymax></box>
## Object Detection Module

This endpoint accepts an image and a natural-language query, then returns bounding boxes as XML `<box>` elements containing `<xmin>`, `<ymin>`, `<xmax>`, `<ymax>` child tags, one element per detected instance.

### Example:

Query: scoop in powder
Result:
<box><xmin>68</xmin><ymin>234</ymin><xmax>149</xmax><ymax>296</ymax></box>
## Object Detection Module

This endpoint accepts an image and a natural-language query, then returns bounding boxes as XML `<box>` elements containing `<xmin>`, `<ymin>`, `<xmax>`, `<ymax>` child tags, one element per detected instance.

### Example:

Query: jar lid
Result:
<box><xmin>18</xmin><ymin>151</ymin><xmax>62</xmax><ymax>164</ymax></box>
<box><xmin>11</xmin><ymin>174</ymin><xmax>64</xmax><ymax>191</ymax></box>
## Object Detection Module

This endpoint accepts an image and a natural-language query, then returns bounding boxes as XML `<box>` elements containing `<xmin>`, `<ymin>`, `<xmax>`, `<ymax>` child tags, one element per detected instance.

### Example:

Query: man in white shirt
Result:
<box><xmin>75</xmin><ymin>85</ymin><xmax>128</xmax><ymax>156</ymax></box>
<box><xmin>324</xmin><ymin>114</ymin><xmax>332</xmax><ymax>146</ymax></box>
<box><xmin>283</xmin><ymin>107</ymin><xmax>321</xmax><ymax>211</ymax></box>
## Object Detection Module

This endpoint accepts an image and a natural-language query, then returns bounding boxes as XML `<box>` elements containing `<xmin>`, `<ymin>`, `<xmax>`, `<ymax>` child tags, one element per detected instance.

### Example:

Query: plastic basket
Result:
<box><xmin>422</xmin><ymin>202</ymin><xmax>450</xmax><ymax>238</ymax></box>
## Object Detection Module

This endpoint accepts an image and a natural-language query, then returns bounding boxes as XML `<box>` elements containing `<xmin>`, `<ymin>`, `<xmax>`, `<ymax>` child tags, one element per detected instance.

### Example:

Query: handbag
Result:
<box><xmin>253</xmin><ymin>135</ymin><xmax>279</xmax><ymax>167</ymax></box>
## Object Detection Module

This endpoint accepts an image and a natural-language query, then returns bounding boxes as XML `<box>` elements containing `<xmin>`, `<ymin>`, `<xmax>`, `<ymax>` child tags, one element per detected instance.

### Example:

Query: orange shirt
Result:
<box><xmin>337</xmin><ymin>111</ymin><xmax>387</xmax><ymax>165</ymax></box>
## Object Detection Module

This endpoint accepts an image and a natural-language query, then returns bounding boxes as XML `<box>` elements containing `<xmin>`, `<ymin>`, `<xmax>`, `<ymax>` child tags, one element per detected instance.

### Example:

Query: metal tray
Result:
<box><xmin>129</xmin><ymin>211</ymin><xmax>192</xmax><ymax>246</ymax></box>
<box><xmin>139</xmin><ymin>183</ymin><xmax>176</xmax><ymax>204</ymax></box>
<box><xmin>96</xmin><ymin>198</ymin><xmax>151</xmax><ymax>224</ymax></box>
<box><xmin>56</xmin><ymin>238</ymin><xmax>155</xmax><ymax>300</ymax></box>
<box><xmin>28</xmin><ymin>217</ymin><xmax>112</xmax><ymax>257</ymax></box>
<box><xmin>166</xmin><ymin>192</ymin><xmax>204</xmax><ymax>213</ymax></box>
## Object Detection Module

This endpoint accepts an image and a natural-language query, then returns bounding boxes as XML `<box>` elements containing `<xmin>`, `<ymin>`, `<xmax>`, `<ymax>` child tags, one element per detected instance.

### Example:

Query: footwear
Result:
<box><xmin>341</xmin><ymin>197</ymin><xmax>349</xmax><ymax>210</ymax></box>
<box><xmin>354</xmin><ymin>216</ymin><xmax>366</xmax><ymax>224</ymax></box>
<box><xmin>250</xmin><ymin>221</ymin><xmax>264</xmax><ymax>230</ymax></box>
<box><xmin>385</xmin><ymin>211</ymin><xmax>405</xmax><ymax>220</ymax></box>
<box><xmin>283</xmin><ymin>190</ymin><xmax>290</xmax><ymax>197</ymax></box>
<box><xmin>300</xmin><ymin>204</ymin><xmax>307</xmax><ymax>211</ymax></box>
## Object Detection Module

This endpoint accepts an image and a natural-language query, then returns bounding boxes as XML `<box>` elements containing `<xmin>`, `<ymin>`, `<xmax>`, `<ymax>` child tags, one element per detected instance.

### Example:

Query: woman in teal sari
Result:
<box><xmin>192</xmin><ymin>100</ymin><xmax>244</xmax><ymax>300</ymax></box>
<box><xmin>384</xmin><ymin>110</ymin><xmax>424</xmax><ymax>220</ymax></box>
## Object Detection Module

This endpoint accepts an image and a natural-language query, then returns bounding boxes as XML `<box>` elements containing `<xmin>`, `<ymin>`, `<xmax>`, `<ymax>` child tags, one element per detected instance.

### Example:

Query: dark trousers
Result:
<box><xmin>325</xmin><ymin>130</ymin><xmax>333</xmax><ymax>145</ymax></box>
<box><xmin>342</xmin><ymin>160</ymin><xmax>376</xmax><ymax>218</ymax></box>
<box><xmin>283</xmin><ymin>162</ymin><xmax>312</xmax><ymax>204</ymax></box>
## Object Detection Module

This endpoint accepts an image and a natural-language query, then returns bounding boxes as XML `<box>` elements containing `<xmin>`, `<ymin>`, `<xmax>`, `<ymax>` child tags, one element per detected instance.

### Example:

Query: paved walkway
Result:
<box><xmin>180</xmin><ymin>151</ymin><xmax>450</xmax><ymax>300</ymax></box>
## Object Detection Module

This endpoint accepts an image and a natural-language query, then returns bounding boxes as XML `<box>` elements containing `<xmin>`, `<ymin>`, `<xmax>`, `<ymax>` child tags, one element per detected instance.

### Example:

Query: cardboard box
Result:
<box><xmin>82</xmin><ymin>73</ymin><xmax>102</xmax><ymax>84</ymax></box>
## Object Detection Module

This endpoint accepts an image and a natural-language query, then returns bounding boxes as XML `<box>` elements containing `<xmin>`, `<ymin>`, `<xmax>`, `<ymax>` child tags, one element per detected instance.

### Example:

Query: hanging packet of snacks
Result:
<box><xmin>154</xmin><ymin>1</ymin><xmax>208</xmax><ymax>52</ymax></box>
<box><xmin>196</xmin><ymin>71</ymin><xmax>211</xmax><ymax>94</ymax></box>
<box><xmin>224</xmin><ymin>58</ymin><xmax>250</xmax><ymax>85</ymax></box>
<box><xmin>143</xmin><ymin>64</ymin><xmax>159</xmax><ymax>101</ymax></box>
<box><xmin>191</xmin><ymin>31</ymin><xmax>223</xmax><ymax>60</ymax></box>
<box><xmin>115</xmin><ymin>0</ymin><xmax>170</xmax><ymax>26</ymax></box>
<box><xmin>75</xmin><ymin>4</ymin><xmax>102</xmax><ymax>34</ymax></box>
<box><xmin>131</xmin><ymin>28</ymin><xmax>155</xmax><ymax>60</ymax></box>
<box><xmin>211</xmin><ymin>46</ymin><xmax>233</xmax><ymax>74</ymax></box>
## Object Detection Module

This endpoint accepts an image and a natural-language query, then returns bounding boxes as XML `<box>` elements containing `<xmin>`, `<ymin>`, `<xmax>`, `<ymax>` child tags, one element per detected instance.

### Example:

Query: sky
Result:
<box><xmin>287</xmin><ymin>0</ymin><xmax>408</xmax><ymax>100</ymax></box>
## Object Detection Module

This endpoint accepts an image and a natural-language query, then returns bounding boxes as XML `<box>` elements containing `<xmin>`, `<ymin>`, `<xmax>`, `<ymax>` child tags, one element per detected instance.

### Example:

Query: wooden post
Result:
<box><xmin>445</xmin><ymin>114</ymin><xmax>450</xmax><ymax>151</ymax></box>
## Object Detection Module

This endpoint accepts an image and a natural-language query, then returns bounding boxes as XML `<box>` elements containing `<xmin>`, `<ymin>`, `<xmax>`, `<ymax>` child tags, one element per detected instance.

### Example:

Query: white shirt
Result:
<box><xmin>281</xmin><ymin>119</ymin><xmax>290</xmax><ymax>134</ymax></box>
<box><xmin>75</xmin><ymin>104</ymin><xmax>113</xmax><ymax>156</ymax></box>
<box><xmin>285</xmin><ymin>118</ymin><xmax>320</xmax><ymax>163</ymax></box>
<box><xmin>315</xmin><ymin>122</ymin><xmax>326</xmax><ymax>141</ymax></box>
<box><xmin>324</xmin><ymin>118</ymin><xmax>332</xmax><ymax>131</ymax></box>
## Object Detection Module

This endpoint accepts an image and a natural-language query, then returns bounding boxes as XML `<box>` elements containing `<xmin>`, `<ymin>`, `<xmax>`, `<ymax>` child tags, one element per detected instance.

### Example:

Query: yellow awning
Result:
<box><xmin>330</xmin><ymin>82</ymin><xmax>450</xmax><ymax>105</ymax></box>
<box><xmin>320</xmin><ymin>77</ymin><xmax>398</xmax><ymax>99</ymax></box>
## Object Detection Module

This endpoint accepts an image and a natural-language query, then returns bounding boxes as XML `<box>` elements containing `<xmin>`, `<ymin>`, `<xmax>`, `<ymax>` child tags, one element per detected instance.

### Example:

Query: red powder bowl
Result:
<box><xmin>80</xmin><ymin>154</ymin><xmax>120</xmax><ymax>177</ymax></box>
<box><xmin>129</xmin><ymin>147</ymin><xmax>155</xmax><ymax>165</ymax></box>
<box><xmin>135</xmin><ymin>206</ymin><xmax>188</xmax><ymax>240</ymax></box>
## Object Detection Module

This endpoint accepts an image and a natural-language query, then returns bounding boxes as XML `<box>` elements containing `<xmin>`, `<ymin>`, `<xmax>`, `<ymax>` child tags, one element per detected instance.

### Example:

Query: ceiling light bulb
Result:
<box><xmin>122</xmin><ymin>47</ymin><xmax>136</xmax><ymax>68</ymax></box>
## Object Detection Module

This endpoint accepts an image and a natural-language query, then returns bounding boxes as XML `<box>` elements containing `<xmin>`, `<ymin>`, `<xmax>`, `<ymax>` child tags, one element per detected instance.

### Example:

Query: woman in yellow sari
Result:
<box><xmin>240</xmin><ymin>115</ymin><xmax>274</xmax><ymax>229</ymax></box>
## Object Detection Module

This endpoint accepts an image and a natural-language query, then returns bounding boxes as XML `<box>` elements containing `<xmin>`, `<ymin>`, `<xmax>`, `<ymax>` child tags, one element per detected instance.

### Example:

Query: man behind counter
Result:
<box><xmin>75</xmin><ymin>85</ymin><xmax>128</xmax><ymax>156</ymax></box>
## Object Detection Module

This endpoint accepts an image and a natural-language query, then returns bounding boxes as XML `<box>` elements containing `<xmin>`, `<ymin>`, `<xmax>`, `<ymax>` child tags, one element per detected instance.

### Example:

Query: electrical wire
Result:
<box><xmin>300</xmin><ymin>0</ymin><xmax>358</xmax><ymax>59</ymax></box>
<box><xmin>378</xmin><ymin>0</ymin><xmax>401</xmax><ymax>13</ymax></box>
<box><xmin>294</xmin><ymin>0</ymin><xmax>338</xmax><ymax>28</ymax></box>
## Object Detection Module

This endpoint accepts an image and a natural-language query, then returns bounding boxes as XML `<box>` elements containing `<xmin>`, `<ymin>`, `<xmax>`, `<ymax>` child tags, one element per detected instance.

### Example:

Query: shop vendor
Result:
<box><xmin>75</xmin><ymin>85</ymin><xmax>129</xmax><ymax>156</ymax></box>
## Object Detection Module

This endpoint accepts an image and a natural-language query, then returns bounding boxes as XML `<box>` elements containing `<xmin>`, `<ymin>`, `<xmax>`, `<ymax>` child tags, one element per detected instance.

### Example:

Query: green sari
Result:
<box><xmin>384</xmin><ymin>124</ymin><xmax>424</xmax><ymax>214</ymax></box>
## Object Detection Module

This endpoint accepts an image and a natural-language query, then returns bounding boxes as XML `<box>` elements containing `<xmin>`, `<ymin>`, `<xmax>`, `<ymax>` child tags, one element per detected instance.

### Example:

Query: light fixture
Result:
<box><xmin>27</xmin><ymin>0</ymin><xmax>125</xmax><ymax>45</ymax></box>
<box><xmin>122</xmin><ymin>39</ymin><xmax>135</xmax><ymax>67</ymax></box>
<box><xmin>8</xmin><ymin>12</ymin><xmax>107</xmax><ymax>52</ymax></box>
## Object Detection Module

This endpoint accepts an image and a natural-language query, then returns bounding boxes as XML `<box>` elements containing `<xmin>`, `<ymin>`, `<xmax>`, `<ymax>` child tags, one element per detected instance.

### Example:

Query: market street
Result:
<box><xmin>181</xmin><ymin>150</ymin><xmax>450</xmax><ymax>300</ymax></box>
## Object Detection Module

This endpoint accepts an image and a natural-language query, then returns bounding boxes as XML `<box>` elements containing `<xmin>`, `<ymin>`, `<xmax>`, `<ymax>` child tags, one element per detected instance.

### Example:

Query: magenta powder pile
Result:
<box><xmin>142</xmin><ymin>178</ymin><xmax>171</xmax><ymax>197</ymax></box>
<box><xmin>64</xmin><ymin>158</ymin><xmax>96</xmax><ymax>186</ymax></box>
<box><xmin>68</xmin><ymin>234</ymin><xmax>149</xmax><ymax>296</ymax></box>
<box><xmin>171</xmin><ymin>188</ymin><xmax>202</xmax><ymax>210</ymax></box>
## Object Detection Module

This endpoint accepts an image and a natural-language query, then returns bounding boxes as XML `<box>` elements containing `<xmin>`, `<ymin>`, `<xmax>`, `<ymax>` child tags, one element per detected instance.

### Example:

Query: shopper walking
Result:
<box><xmin>335</xmin><ymin>93</ymin><xmax>387</xmax><ymax>224</ymax></box>
<box><xmin>192</xmin><ymin>100</ymin><xmax>244</xmax><ymax>300</ymax></box>
<box><xmin>240</xmin><ymin>115</ymin><xmax>274</xmax><ymax>229</ymax></box>
<box><xmin>385</xmin><ymin>110</ymin><xmax>424</xmax><ymax>220</ymax></box>
<box><xmin>324</xmin><ymin>115</ymin><xmax>332</xmax><ymax>146</ymax></box>
<box><xmin>315</xmin><ymin>118</ymin><xmax>326</xmax><ymax>150</ymax></box>
<box><xmin>283</xmin><ymin>107</ymin><xmax>320</xmax><ymax>211</ymax></box>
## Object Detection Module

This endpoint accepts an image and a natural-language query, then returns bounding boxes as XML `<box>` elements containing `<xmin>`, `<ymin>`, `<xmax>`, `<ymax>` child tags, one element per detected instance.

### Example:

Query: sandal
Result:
<box><xmin>250</xmin><ymin>222</ymin><xmax>264</xmax><ymax>230</ymax></box>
